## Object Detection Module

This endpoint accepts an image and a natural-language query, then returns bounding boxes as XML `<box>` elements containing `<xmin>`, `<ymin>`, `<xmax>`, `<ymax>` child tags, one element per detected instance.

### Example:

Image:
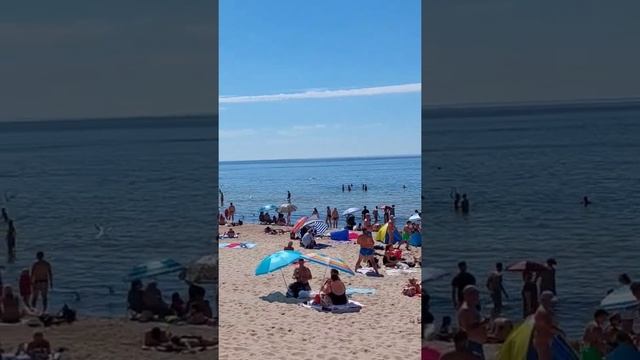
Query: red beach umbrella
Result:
<box><xmin>291</xmin><ymin>216</ymin><xmax>309</xmax><ymax>234</ymax></box>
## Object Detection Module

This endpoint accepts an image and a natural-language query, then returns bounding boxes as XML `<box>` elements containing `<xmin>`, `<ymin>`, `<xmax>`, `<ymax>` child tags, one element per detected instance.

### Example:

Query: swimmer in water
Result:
<box><xmin>582</xmin><ymin>196</ymin><xmax>592</xmax><ymax>207</ymax></box>
<box><xmin>451</xmin><ymin>188</ymin><xmax>461</xmax><ymax>210</ymax></box>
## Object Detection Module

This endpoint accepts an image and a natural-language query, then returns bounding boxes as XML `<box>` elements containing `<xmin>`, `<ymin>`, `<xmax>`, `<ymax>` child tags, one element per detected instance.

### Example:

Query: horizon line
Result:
<box><xmin>220</xmin><ymin>153</ymin><xmax>420</xmax><ymax>164</ymax></box>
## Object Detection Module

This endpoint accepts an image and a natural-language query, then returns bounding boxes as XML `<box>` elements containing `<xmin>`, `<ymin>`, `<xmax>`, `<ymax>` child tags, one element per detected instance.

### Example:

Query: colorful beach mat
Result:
<box><xmin>219</xmin><ymin>242</ymin><xmax>256</xmax><ymax>249</ymax></box>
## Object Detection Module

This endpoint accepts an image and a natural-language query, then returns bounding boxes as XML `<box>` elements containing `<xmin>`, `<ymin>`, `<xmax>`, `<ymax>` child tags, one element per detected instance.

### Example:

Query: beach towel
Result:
<box><xmin>346</xmin><ymin>288</ymin><xmax>376</xmax><ymax>296</ymax></box>
<box><xmin>356</xmin><ymin>267</ymin><xmax>383</xmax><ymax>277</ymax></box>
<box><xmin>301</xmin><ymin>300</ymin><xmax>363</xmax><ymax>313</ymax></box>
<box><xmin>385</xmin><ymin>268</ymin><xmax>418</xmax><ymax>276</ymax></box>
<box><xmin>218</xmin><ymin>242</ymin><xmax>256</xmax><ymax>249</ymax></box>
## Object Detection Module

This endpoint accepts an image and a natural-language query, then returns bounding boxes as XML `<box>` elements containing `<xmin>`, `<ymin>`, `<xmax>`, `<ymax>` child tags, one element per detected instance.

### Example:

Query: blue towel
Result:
<box><xmin>346</xmin><ymin>288</ymin><xmax>376</xmax><ymax>296</ymax></box>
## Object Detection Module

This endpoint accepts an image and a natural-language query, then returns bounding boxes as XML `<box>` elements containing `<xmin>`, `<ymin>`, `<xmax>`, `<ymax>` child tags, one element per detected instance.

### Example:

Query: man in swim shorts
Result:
<box><xmin>355</xmin><ymin>230</ymin><xmax>379</xmax><ymax>275</ymax></box>
<box><xmin>31</xmin><ymin>251</ymin><xmax>53</xmax><ymax>312</ymax></box>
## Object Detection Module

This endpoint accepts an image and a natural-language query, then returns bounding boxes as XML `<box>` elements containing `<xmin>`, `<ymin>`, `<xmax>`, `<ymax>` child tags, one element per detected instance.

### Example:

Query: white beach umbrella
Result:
<box><xmin>409</xmin><ymin>213</ymin><xmax>421</xmax><ymax>222</ymax></box>
<box><xmin>342</xmin><ymin>207</ymin><xmax>361</xmax><ymax>216</ymax></box>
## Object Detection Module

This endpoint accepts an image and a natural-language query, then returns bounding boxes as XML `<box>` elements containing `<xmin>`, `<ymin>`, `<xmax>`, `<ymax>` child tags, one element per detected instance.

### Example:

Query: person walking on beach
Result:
<box><xmin>325</xmin><ymin>206</ymin><xmax>331</xmax><ymax>226</ymax></box>
<box><xmin>457</xmin><ymin>285</ymin><xmax>488</xmax><ymax>359</ymax></box>
<box><xmin>486</xmin><ymin>263</ymin><xmax>509</xmax><ymax>316</ymax></box>
<box><xmin>537</xmin><ymin>258</ymin><xmax>557</xmax><ymax>296</ymax></box>
<box><xmin>522</xmin><ymin>271</ymin><xmax>538</xmax><ymax>319</ymax></box>
<box><xmin>31</xmin><ymin>251</ymin><xmax>53</xmax><ymax>313</ymax></box>
<box><xmin>452</xmin><ymin>262</ymin><xmax>477</xmax><ymax>309</ymax></box>
<box><xmin>355</xmin><ymin>229</ymin><xmax>379</xmax><ymax>275</ymax></box>
<box><xmin>373</xmin><ymin>206</ymin><xmax>379</xmax><ymax>224</ymax></box>
<box><xmin>1</xmin><ymin>208</ymin><xmax>8</xmax><ymax>223</ymax></box>
<box><xmin>6</xmin><ymin>220</ymin><xmax>16</xmax><ymax>260</ymax></box>
<box><xmin>461</xmin><ymin>194</ymin><xmax>470</xmax><ymax>214</ymax></box>
<box><xmin>331</xmin><ymin>207</ymin><xmax>339</xmax><ymax>228</ymax></box>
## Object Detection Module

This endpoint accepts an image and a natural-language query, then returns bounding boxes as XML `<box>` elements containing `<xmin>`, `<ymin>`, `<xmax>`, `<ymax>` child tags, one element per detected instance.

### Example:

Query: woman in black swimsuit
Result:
<box><xmin>321</xmin><ymin>269</ymin><xmax>348</xmax><ymax>305</ymax></box>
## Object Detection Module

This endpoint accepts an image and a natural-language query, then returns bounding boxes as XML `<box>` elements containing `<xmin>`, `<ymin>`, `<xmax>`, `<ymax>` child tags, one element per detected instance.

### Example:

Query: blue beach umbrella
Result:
<box><xmin>256</xmin><ymin>250</ymin><xmax>304</xmax><ymax>290</ymax></box>
<box><xmin>123</xmin><ymin>258</ymin><xmax>185</xmax><ymax>282</ymax></box>
<box><xmin>259</xmin><ymin>204</ymin><xmax>278</xmax><ymax>212</ymax></box>
<box><xmin>255</xmin><ymin>250</ymin><xmax>303</xmax><ymax>276</ymax></box>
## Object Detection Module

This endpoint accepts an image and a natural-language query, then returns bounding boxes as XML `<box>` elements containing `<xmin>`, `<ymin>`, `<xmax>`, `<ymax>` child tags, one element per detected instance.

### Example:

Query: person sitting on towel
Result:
<box><xmin>142</xmin><ymin>282</ymin><xmax>172</xmax><ymax>318</ymax></box>
<box><xmin>288</xmin><ymin>259</ymin><xmax>312</xmax><ymax>298</ymax></box>
<box><xmin>225</xmin><ymin>228</ymin><xmax>236</xmax><ymax>238</ymax></box>
<box><xmin>383</xmin><ymin>244</ymin><xmax>400</xmax><ymax>267</ymax></box>
<box><xmin>1</xmin><ymin>286</ymin><xmax>23</xmax><ymax>323</ymax></box>
<box><xmin>402</xmin><ymin>278</ymin><xmax>421</xmax><ymax>297</ymax></box>
<box><xmin>320</xmin><ymin>269</ymin><xmax>348</xmax><ymax>306</ymax></box>
<box><xmin>301</xmin><ymin>229</ymin><xmax>316</xmax><ymax>249</ymax></box>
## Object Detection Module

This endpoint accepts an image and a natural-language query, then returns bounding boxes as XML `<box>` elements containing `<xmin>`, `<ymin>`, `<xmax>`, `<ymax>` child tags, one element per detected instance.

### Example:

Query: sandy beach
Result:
<box><xmin>219</xmin><ymin>224</ymin><xmax>421</xmax><ymax>360</ymax></box>
<box><xmin>0</xmin><ymin>317</ymin><xmax>217</xmax><ymax>359</ymax></box>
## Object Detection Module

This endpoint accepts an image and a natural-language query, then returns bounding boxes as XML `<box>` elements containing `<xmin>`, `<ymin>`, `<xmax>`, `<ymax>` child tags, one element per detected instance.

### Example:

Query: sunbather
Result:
<box><xmin>402</xmin><ymin>278</ymin><xmax>421</xmax><ymax>297</ymax></box>
<box><xmin>320</xmin><ymin>269</ymin><xmax>347</xmax><ymax>306</ymax></box>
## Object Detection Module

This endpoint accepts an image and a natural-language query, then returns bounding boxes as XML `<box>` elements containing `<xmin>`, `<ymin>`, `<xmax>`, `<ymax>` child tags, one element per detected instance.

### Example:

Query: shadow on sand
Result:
<box><xmin>259</xmin><ymin>291</ymin><xmax>307</xmax><ymax>304</ymax></box>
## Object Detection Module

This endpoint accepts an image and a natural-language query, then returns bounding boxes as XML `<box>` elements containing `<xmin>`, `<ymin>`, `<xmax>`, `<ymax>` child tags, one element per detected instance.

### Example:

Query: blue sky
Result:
<box><xmin>220</xmin><ymin>0</ymin><xmax>421</xmax><ymax>161</ymax></box>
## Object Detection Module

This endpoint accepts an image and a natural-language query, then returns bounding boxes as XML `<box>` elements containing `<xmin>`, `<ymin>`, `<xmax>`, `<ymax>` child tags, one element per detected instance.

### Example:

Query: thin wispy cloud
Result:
<box><xmin>219</xmin><ymin>128</ymin><xmax>257</xmax><ymax>139</ymax></box>
<box><xmin>276</xmin><ymin>124</ymin><xmax>327</xmax><ymax>136</ymax></box>
<box><xmin>219</xmin><ymin>83</ymin><xmax>421</xmax><ymax>104</ymax></box>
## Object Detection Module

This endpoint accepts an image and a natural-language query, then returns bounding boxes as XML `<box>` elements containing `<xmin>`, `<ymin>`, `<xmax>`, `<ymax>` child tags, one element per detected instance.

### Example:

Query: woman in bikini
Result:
<box><xmin>320</xmin><ymin>269</ymin><xmax>348</xmax><ymax>306</ymax></box>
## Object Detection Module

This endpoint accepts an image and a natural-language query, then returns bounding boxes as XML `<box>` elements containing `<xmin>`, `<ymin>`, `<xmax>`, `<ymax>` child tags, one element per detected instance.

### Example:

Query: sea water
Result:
<box><xmin>0</xmin><ymin>117</ymin><xmax>216</xmax><ymax>316</ymax></box>
<box><xmin>423</xmin><ymin>106</ymin><xmax>640</xmax><ymax>337</ymax></box>
<box><xmin>219</xmin><ymin>156</ymin><xmax>421</xmax><ymax>227</ymax></box>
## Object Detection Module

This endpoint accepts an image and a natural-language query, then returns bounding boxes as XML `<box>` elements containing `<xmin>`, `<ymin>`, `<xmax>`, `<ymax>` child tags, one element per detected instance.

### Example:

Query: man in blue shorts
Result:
<box><xmin>355</xmin><ymin>229</ymin><xmax>380</xmax><ymax>275</ymax></box>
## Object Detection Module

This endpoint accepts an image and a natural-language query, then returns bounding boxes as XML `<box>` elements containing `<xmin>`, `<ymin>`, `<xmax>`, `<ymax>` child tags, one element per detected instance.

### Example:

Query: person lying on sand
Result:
<box><xmin>145</xmin><ymin>327</ymin><xmax>216</xmax><ymax>352</ymax></box>
<box><xmin>402</xmin><ymin>278</ymin><xmax>421</xmax><ymax>297</ymax></box>
<box><xmin>440</xmin><ymin>331</ymin><xmax>479</xmax><ymax>360</ymax></box>
<box><xmin>319</xmin><ymin>269</ymin><xmax>347</xmax><ymax>306</ymax></box>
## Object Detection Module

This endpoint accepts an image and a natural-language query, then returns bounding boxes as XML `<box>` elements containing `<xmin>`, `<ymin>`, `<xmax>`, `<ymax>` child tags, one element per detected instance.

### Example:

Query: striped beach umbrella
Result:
<box><xmin>291</xmin><ymin>216</ymin><xmax>309</xmax><ymax>234</ymax></box>
<box><xmin>299</xmin><ymin>219</ymin><xmax>329</xmax><ymax>236</ymax></box>
<box><xmin>301</xmin><ymin>252</ymin><xmax>355</xmax><ymax>276</ymax></box>
<box><xmin>123</xmin><ymin>258</ymin><xmax>185</xmax><ymax>282</ymax></box>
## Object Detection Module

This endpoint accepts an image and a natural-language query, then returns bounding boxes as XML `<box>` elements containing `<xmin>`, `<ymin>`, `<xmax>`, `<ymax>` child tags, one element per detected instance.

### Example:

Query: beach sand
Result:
<box><xmin>219</xmin><ymin>224</ymin><xmax>421</xmax><ymax>360</ymax></box>
<box><xmin>0</xmin><ymin>318</ymin><xmax>217</xmax><ymax>359</ymax></box>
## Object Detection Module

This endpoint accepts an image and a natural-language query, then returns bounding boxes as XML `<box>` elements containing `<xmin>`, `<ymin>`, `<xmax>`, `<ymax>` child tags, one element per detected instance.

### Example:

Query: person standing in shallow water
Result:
<box><xmin>342</xmin><ymin>184</ymin><xmax>344</xmax><ymax>192</ymax></box>
<box><xmin>461</xmin><ymin>194</ymin><xmax>470</xmax><ymax>214</ymax></box>
<box><xmin>31</xmin><ymin>251</ymin><xmax>53</xmax><ymax>313</ymax></box>
<box><xmin>1</xmin><ymin>208</ymin><xmax>8</xmax><ymax>223</ymax></box>
<box><xmin>219</xmin><ymin>189</ymin><xmax>224</xmax><ymax>207</ymax></box>
<box><xmin>486</xmin><ymin>262</ymin><xmax>509</xmax><ymax>317</ymax></box>
<box><xmin>582</xmin><ymin>196</ymin><xmax>592</xmax><ymax>207</ymax></box>
<box><xmin>287</xmin><ymin>191</ymin><xmax>291</xmax><ymax>203</ymax></box>
<box><xmin>522</xmin><ymin>271</ymin><xmax>539</xmax><ymax>319</ymax></box>
<box><xmin>537</xmin><ymin>258</ymin><xmax>557</xmax><ymax>296</ymax></box>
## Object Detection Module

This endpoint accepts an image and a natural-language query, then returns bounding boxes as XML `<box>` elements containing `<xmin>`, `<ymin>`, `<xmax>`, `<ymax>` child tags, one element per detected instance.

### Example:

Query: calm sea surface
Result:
<box><xmin>219</xmin><ymin>156</ymin><xmax>421</xmax><ymax>227</ymax></box>
<box><xmin>424</xmin><ymin>107</ymin><xmax>640</xmax><ymax>337</ymax></box>
<box><xmin>0</xmin><ymin>117</ymin><xmax>217</xmax><ymax>316</ymax></box>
